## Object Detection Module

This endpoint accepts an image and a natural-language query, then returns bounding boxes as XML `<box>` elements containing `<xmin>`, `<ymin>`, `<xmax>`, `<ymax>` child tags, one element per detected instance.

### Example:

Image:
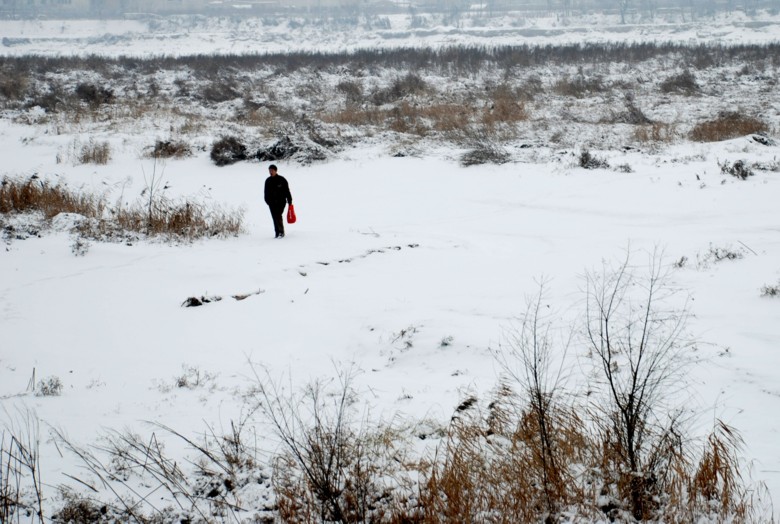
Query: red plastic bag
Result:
<box><xmin>286</xmin><ymin>203</ymin><xmax>297</xmax><ymax>224</ymax></box>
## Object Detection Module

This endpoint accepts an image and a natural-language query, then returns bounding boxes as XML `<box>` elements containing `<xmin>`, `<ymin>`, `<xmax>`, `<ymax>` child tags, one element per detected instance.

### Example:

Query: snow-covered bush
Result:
<box><xmin>210</xmin><ymin>135</ymin><xmax>247</xmax><ymax>166</ymax></box>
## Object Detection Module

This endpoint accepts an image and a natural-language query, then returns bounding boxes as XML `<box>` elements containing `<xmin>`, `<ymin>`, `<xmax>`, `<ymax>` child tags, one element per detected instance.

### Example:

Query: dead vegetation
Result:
<box><xmin>1</xmin><ymin>42</ymin><xmax>777</xmax><ymax>159</ymax></box>
<box><xmin>1</xmin><ymin>175</ymin><xmax>243</xmax><ymax>241</ymax></box>
<box><xmin>690</xmin><ymin>112</ymin><xmax>769</xmax><ymax>142</ymax></box>
<box><xmin>0</xmin><ymin>255</ymin><xmax>762</xmax><ymax>523</ymax></box>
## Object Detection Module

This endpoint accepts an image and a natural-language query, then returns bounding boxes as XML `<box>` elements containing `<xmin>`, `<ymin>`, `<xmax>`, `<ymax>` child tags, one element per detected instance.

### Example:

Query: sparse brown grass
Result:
<box><xmin>78</xmin><ymin>140</ymin><xmax>111</xmax><ymax>165</ymax></box>
<box><xmin>420</xmin><ymin>393</ymin><xmax>588</xmax><ymax>523</ymax></box>
<box><xmin>634</xmin><ymin>122</ymin><xmax>678</xmax><ymax>144</ymax></box>
<box><xmin>690</xmin><ymin>112</ymin><xmax>768</xmax><ymax>142</ymax></box>
<box><xmin>482</xmin><ymin>85</ymin><xmax>528</xmax><ymax>127</ymax></box>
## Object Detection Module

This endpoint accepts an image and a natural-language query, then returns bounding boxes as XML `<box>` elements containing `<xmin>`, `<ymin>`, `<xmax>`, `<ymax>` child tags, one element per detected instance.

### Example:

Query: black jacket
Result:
<box><xmin>264</xmin><ymin>174</ymin><xmax>292</xmax><ymax>208</ymax></box>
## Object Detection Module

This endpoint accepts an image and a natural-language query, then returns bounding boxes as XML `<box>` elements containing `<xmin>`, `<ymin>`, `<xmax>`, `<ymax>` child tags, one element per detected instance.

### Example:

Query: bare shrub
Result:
<box><xmin>554</xmin><ymin>73</ymin><xmax>606</xmax><ymax>98</ymax></box>
<box><xmin>74</xmin><ymin>83</ymin><xmax>114</xmax><ymax>107</ymax></box>
<box><xmin>482</xmin><ymin>84</ymin><xmax>528</xmax><ymax>126</ymax></box>
<box><xmin>579</xmin><ymin>149</ymin><xmax>610</xmax><ymax>169</ymax></box>
<box><xmin>210</xmin><ymin>136</ymin><xmax>247</xmax><ymax>166</ymax></box>
<box><xmin>460</xmin><ymin>138</ymin><xmax>511</xmax><ymax>167</ymax></box>
<box><xmin>53</xmin><ymin>490</ymin><xmax>106</xmax><ymax>523</ymax></box>
<box><xmin>719</xmin><ymin>159</ymin><xmax>754</xmax><ymax>180</ymax></box>
<box><xmin>78</xmin><ymin>140</ymin><xmax>111</xmax><ymax>165</ymax></box>
<box><xmin>249</xmin><ymin>365</ymin><xmax>409</xmax><ymax>523</ymax></box>
<box><xmin>634</xmin><ymin>122</ymin><xmax>678</xmax><ymax>144</ymax></box>
<box><xmin>35</xmin><ymin>376</ymin><xmax>63</xmax><ymax>397</ymax></box>
<box><xmin>26</xmin><ymin>82</ymin><xmax>70</xmax><ymax>113</ymax></box>
<box><xmin>690</xmin><ymin>112</ymin><xmax>768</xmax><ymax>142</ymax></box>
<box><xmin>372</xmin><ymin>73</ymin><xmax>428</xmax><ymax>105</ymax></box>
<box><xmin>149</xmin><ymin>139</ymin><xmax>192</xmax><ymax>159</ymax></box>
<box><xmin>490</xmin><ymin>283</ymin><xmax>580</xmax><ymax>519</ymax></box>
<box><xmin>336</xmin><ymin>79</ymin><xmax>364</xmax><ymax>106</ymax></box>
<box><xmin>200</xmin><ymin>79</ymin><xmax>240</xmax><ymax>104</ymax></box>
<box><xmin>0</xmin><ymin>70</ymin><xmax>28</xmax><ymax>104</ymax></box>
<box><xmin>761</xmin><ymin>282</ymin><xmax>780</xmax><ymax>297</ymax></box>
<box><xmin>659</xmin><ymin>70</ymin><xmax>700</xmax><ymax>95</ymax></box>
<box><xmin>584</xmin><ymin>251</ymin><xmax>693</xmax><ymax>520</ymax></box>
<box><xmin>173</xmin><ymin>364</ymin><xmax>217</xmax><ymax>390</ymax></box>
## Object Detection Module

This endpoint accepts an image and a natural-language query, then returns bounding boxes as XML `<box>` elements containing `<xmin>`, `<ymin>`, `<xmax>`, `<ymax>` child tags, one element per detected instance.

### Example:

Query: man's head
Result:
<box><xmin>268</xmin><ymin>164</ymin><xmax>278</xmax><ymax>176</ymax></box>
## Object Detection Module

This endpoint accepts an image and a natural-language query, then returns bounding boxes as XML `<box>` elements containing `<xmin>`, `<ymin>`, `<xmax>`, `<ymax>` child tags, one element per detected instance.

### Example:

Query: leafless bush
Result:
<box><xmin>579</xmin><ymin>149</ymin><xmax>610</xmax><ymax>169</ymax></box>
<box><xmin>690</xmin><ymin>112</ymin><xmax>769</xmax><ymax>142</ymax></box>
<box><xmin>659</xmin><ymin>70</ymin><xmax>700</xmax><ymax>95</ymax></box>
<box><xmin>634</xmin><ymin>122</ymin><xmax>678</xmax><ymax>144</ymax></box>
<box><xmin>490</xmin><ymin>283</ymin><xmax>579</xmax><ymax>519</ymax></box>
<box><xmin>78</xmin><ymin>140</ymin><xmax>112</xmax><ymax>165</ymax></box>
<box><xmin>53</xmin><ymin>490</ymin><xmax>107</xmax><ymax>523</ymax></box>
<box><xmin>719</xmin><ymin>159</ymin><xmax>754</xmax><ymax>180</ymax></box>
<box><xmin>336</xmin><ymin>79</ymin><xmax>364</xmax><ymax>106</ymax></box>
<box><xmin>26</xmin><ymin>82</ymin><xmax>71</xmax><ymax>113</ymax></box>
<box><xmin>554</xmin><ymin>73</ymin><xmax>607</xmax><ymax>98</ymax></box>
<box><xmin>761</xmin><ymin>282</ymin><xmax>780</xmax><ymax>297</ymax></box>
<box><xmin>34</xmin><ymin>376</ymin><xmax>63</xmax><ymax>397</ymax></box>
<box><xmin>249</xmin><ymin>364</ymin><xmax>409</xmax><ymax>523</ymax></box>
<box><xmin>173</xmin><ymin>364</ymin><xmax>217</xmax><ymax>390</ymax></box>
<box><xmin>460</xmin><ymin>138</ymin><xmax>511</xmax><ymax>167</ymax></box>
<box><xmin>584</xmin><ymin>251</ymin><xmax>693</xmax><ymax>520</ymax></box>
<box><xmin>482</xmin><ymin>84</ymin><xmax>528</xmax><ymax>126</ymax></box>
<box><xmin>0</xmin><ymin>70</ymin><xmax>28</xmax><ymax>105</ymax></box>
<box><xmin>372</xmin><ymin>73</ymin><xmax>429</xmax><ymax>105</ymax></box>
<box><xmin>210</xmin><ymin>135</ymin><xmax>247</xmax><ymax>166</ymax></box>
<box><xmin>74</xmin><ymin>83</ymin><xmax>114</xmax><ymax>107</ymax></box>
<box><xmin>149</xmin><ymin>139</ymin><xmax>192</xmax><ymax>159</ymax></box>
<box><xmin>199</xmin><ymin>79</ymin><xmax>240</xmax><ymax>104</ymax></box>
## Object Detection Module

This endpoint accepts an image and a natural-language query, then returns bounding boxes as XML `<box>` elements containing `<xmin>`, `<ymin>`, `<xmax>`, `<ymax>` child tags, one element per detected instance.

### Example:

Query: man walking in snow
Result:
<box><xmin>264</xmin><ymin>164</ymin><xmax>293</xmax><ymax>239</ymax></box>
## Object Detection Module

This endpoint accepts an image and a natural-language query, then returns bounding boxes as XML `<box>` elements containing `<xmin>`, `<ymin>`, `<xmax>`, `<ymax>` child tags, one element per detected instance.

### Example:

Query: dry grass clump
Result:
<box><xmin>210</xmin><ymin>135</ymin><xmax>247</xmax><ymax>166</ymax></box>
<box><xmin>482</xmin><ymin>84</ymin><xmax>528</xmax><ymax>127</ymax></box>
<box><xmin>0</xmin><ymin>70</ymin><xmax>29</xmax><ymax>105</ymax></box>
<box><xmin>74</xmin><ymin>83</ymin><xmax>114</xmax><ymax>107</ymax></box>
<box><xmin>634</xmin><ymin>122</ymin><xmax>678</xmax><ymax>144</ymax></box>
<box><xmin>659</xmin><ymin>70</ymin><xmax>700</xmax><ymax>95</ymax></box>
<box><xmin>421</xmin><ymin>392</ymin><xmax>588</xmax><ymax>523</ymax></box>
<box><xmin>0</xmin><ymin>176</ymin><xmax>104</xmax><ymax>218</ymax></box>
<box><xmin>689</xmin><ymin>112</ymin><xmax>768</xmax><ymax>142</ymax></box>
<box><xmin>554</xmin><ymin>73</ymin><xmax>607</xmax><ymax>98</ymax></box>
<box><xmin>112</xmin><ymin>199</ymin><xmax>243</xmax><ymax>239</ymax></box>
<box><xmin>78</xmin><ymin>140</ymin><xmax>112</xmax><ymax>165</ymax></box>
<box><xmin>1</xmin><ymin>175</ymin><xmax>243</xmax><ymax>240</ymax></box>
<box><xmin>149</xmin><ymin>139</ymin><xmax>193</xmax><ymax>159</ymax></box>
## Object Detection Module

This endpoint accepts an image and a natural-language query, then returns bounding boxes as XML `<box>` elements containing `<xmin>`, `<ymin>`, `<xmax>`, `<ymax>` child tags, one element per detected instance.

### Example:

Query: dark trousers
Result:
<box><xmin>269</xmin><ymin>204</ymin><xmax>285</xmax><ymax>236</ymax></box>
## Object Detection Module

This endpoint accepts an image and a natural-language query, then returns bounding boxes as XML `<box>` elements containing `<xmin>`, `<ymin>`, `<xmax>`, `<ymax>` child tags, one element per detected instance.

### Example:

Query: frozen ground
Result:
<box><xmin>1</xmin><ymin>9</ymin><xmax>780</xmax><ymax>57</ymax></box>
<box><xmin>1</xmin><ymin>10</ymin><xmax>780</xmax><ymax>521</ymax></box>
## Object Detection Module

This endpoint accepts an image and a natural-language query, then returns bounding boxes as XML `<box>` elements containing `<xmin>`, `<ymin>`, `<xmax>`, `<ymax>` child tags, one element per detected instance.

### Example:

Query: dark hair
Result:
<box><xmin>268</xmin><ymin>164</ymin><xmax>277</xmax><ymax>171</ymax></box>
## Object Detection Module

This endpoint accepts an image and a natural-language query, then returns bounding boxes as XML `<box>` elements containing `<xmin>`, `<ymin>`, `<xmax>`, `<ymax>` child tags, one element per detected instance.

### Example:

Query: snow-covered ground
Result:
<box><xmin>2</xmin><ymin>9</ymin><xmax>780</xmax><ymax>57</ymax></box>
<box><xmin>1</xmin><ymin>11</ymin><xmax>780</xmax><ymax>521</ymax></box>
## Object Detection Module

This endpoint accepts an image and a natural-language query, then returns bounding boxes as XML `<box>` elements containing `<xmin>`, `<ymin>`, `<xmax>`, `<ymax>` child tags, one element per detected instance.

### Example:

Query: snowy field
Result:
<box><xmin>2</xmin><ymin>9</ymin><xmax>780</xmax><ymax>57</ymax></box>
<box><xmin>1</xmin><ymin>11</ymin><xmax>780</xmax><ymax>522</ymax></box>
